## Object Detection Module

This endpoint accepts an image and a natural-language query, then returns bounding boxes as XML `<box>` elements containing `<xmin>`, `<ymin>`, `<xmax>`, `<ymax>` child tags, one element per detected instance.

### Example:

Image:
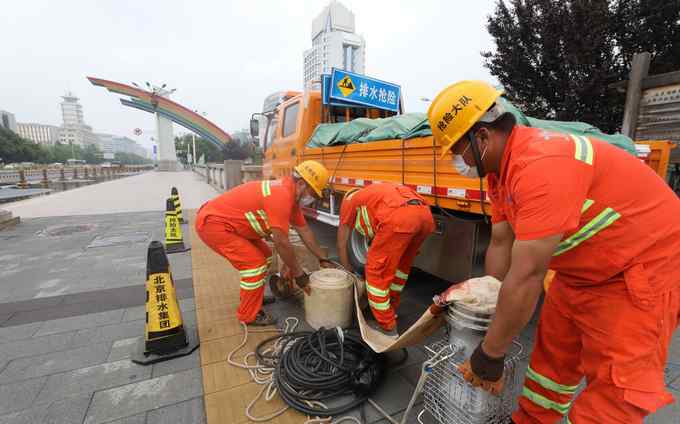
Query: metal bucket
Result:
<box><xmin>445</xmin><ymin>302</ymin><xmax>493</xmax><ymax>358</ymax></box>
<box><xmin>422</xmin><ymin>302</ymin><xmax>525</xmax><ymax>424</ymax></box>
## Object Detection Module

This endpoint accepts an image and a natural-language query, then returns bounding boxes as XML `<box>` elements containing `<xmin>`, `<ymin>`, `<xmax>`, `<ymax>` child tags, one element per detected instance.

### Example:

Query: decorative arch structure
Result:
<box><xmin>87</xmin><ymin>77</ymin><xmax>232</xmax><ymax>149</ymax></box>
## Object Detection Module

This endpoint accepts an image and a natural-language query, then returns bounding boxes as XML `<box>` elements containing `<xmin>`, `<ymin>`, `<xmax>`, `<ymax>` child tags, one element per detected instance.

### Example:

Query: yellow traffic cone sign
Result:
<box><xmin>132</xmin><ymin>241</ymin><xmax>199</xmax><ymax>365</ymax></box>
<box><xmin>171</xmin><ymin>187</ymin><xmax>187</xmax><ymax>224</ymax></box>
<box><xmin>164</xmin><ymin>198</ymin><xmax>190</xmax><ymax>254</ymax></box>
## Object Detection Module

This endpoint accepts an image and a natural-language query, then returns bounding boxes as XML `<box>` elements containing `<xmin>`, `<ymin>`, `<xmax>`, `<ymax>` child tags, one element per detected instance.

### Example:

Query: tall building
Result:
<box><xmin>0</xmin><ymin>110</ymin><xmax>17</xmax><ymax>132</ymax></box>
<box><xmin>17</xmin><ymin>123</ymin><xmax>61</xmax><ymax>145</ymax></box>
<box><xmin>95</xmin><ymin>133</ymin><xmax>147</xmax><ymax>159</ymax></box>
<box><xmin>303</xmin><ymin>0</ymin><xmax>365</xmax><ymax>85</ymax></box>
<box><xmin>59</xmin><ymin>92</ymin><xmax>98</xmax><ymax>146</ymax></box>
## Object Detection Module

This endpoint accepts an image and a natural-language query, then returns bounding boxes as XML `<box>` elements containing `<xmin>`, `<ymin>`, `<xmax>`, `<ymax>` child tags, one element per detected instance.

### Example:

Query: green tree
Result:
<box><xmin>0</xmin><ymin>127</ymin><xmax>56</xmax><ymax>164</ymax></box>
<box><xmin>482</xmin><ymin>0</ymin><xmax>680</xmax><ymax>132</ymax></box>
<box><xmin>174</xmin><ymin>134</ymin><xmax>222</xmax><ymax>163</ymax></box>
<box><xmin>81</xmin><ymin>144</ymin><xmax>103</xmax><ymax>164</ymax></box>
<box><xmin>114</xmin><ymin>152</ymin><xmax>151</xmax><ymax>165</ymax></box>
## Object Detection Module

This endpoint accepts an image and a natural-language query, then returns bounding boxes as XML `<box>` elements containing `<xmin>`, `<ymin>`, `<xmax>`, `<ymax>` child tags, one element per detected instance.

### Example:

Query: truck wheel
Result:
<box><xmin>348</xmin><ymin>227</ymin><xmax>369</xmax><ymax>276</ymax></box>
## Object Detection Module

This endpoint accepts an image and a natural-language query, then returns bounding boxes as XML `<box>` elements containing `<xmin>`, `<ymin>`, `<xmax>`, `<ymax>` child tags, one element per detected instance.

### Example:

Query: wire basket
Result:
<box><xmin>422</xmin><ymin>338</ymin><xmax>525</xmax><ymax>424</ymax></box>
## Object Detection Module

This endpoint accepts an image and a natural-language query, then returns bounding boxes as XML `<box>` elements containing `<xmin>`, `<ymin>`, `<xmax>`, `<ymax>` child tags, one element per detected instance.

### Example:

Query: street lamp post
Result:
<box><xmin>192</xmin><ymin>111</ymin><xmax>207</xmax><ymax>166</ymax></box>
<box><xmin>191</xmin><ymin>133</ymin><xmax>197</xmax><ymax>166</ymax></box>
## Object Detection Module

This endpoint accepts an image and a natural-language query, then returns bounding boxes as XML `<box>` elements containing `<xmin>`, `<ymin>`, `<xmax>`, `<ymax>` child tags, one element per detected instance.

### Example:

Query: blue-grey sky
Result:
<box><xmin>0</xmin><ymin>0</ymin><xmax>497</xmax><ymax>149</ymax></box>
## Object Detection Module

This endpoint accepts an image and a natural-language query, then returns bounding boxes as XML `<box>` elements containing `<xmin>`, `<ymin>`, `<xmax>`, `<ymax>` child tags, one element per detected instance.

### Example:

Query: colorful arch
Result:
<box><xmin>87</xmin><ymin>77</ymin><xmax>232</xmax><ymax>149</ymax></box>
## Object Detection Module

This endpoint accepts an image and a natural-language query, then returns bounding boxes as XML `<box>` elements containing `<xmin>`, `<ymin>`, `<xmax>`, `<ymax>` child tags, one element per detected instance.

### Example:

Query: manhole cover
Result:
<box><xmin>38</xmin><ymin>224</ymin><xmax>96</xmax><ymax>237</ymax></box>
<box><xmin>87</xmin><ymin>232</ymin><xmax>150</xmax><ymax>248</ymax></box>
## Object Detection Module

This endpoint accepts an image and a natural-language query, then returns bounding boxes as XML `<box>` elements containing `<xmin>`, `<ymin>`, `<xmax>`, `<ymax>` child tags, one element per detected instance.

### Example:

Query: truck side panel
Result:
<box><xmin>302</xmin><ymin>137</ymin><xmax>490</xmax><ymax>214</ymax></box>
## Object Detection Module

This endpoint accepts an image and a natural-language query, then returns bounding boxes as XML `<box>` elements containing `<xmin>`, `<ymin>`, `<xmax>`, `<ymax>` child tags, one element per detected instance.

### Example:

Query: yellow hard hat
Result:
<box><xmin>427</xmin><ymin>81</ymin><xmax>504</xmax><ymax>159</ymax></box>
<box><xmin>294</xmin><ymin>160</ymin><xmax>329</xmax><ymax>197</ymax></box>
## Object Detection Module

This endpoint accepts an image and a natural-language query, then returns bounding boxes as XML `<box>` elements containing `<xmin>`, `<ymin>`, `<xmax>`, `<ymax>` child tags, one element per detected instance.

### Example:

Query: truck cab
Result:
<box><xmin>252</xmin><ymin>89</ymin><xmax>396</xmax><ymax>179</ymax></box>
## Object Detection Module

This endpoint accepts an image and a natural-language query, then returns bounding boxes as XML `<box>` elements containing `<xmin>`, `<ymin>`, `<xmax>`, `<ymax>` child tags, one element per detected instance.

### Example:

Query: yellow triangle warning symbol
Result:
<box><xmin>337</xmin><ymin>76</ymin><xmax>356</xmax><ymax>97</ymax></box>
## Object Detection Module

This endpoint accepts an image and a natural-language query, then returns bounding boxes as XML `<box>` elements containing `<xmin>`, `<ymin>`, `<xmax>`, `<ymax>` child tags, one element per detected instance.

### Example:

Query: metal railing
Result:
<box><xmin>0</xmin><ymin>165</ymin><xmax>153</xmax><ymax>186</ymax></box>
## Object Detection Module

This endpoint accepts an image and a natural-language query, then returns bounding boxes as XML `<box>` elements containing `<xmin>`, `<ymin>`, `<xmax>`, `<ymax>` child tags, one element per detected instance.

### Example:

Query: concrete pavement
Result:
<box><xmin>3</xmin><ymin>170</ymin><xmax>218</xmax><ymax>218</ymax></box>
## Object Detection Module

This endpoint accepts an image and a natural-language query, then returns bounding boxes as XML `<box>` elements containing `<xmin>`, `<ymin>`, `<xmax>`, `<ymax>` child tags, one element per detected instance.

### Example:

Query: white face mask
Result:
<box><xmin>300</xmin><ymin>194</ymin><xmax>315</xmax><ymax>207</ymax></box>
<box><xmin>453</xmin><ymin>154</ymin><xmax>479</xmax><ymax>178</ymax></box>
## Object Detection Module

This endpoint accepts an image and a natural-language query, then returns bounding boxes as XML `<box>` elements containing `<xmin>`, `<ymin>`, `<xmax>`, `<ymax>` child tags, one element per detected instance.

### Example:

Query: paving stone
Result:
<box><xmin>0</xmin><ymin>322</ymin><xmax>42</xmax><ymax>343</ymax></box>
<box><xmin>363</xmin><ymin>372</ymin><xmax>417</xmax><ymax>423</ymax></box>
<box><xmin>84</xmin><ymin>368</ymin><xmax>203</xmax><ymax>424</ymax></box>
<box><xmin>103</xmin><ymin>414</ymin><xmax>146</xmax><ymax>424</ymax></box>
<box><xmin>646</xmin><ymin>387</ymin><xmax>680</xmax><ymax>424</ymax></box>
<box><xmin>107</xmin><ymin>337</ymin><xmax>142</xmax><ymax>362</ymax></box>
<box><xmin>34</xmin><ymin>309</ymin><xmax>125</xmax><ymax>337</ymax></box>
<box><xmin>151</xmin><ymin>347</ymin><xmax>201</xmax><ymax>378</ymax></box>
<box><xmin>146</xmin><ymin>396</ymin><xmax>206</xmax><ymax>424</ymax></box>
<box><xmin>372</xmin><ymin>405</ymin><xmax>428</xmax><ymax>424</ymax></box>
<box><xmin>0</xmin><ymin>343</ymin><xmax>111</xmax><ymax>384</ymax></box>
<box><xmin>0</xmin><ymin>296</ymin><xmax>63</xmax><ymax>316</ymax></box>
<box><xmin>0</xmin><ymin>331</ymin><xmax>77</xmax><ymax>361</ymax></box>
<box><xmin>180</xmin><ymin>297</ymin><xmax>196</xmax><ymax>312</ymax></box>
<box><xmin>664</xmin><ymin>362</ymin><xmax>680</xmax><ymax>388</ymax></box>
<box><xmin>71</xmin><ymin>320</ymin><xmax>144</xmax><ymax>346</ymax></box>
<box><xmin>386</xmin><ymin>346</ymin><xmax>427</xmax><ymax>372</ymax></box>
<box><xmin>183</xmin><ymin>312</ymin><xmax>197</xmax><ymax>328</ymax></box>
<box><xmin>0</xmin><ymin>377</ymin><xmax>46</xmax><ymax>415</ymax></box>
<box><xmin>399</xmin><ymin>362</ymin><xmax>427</xmax><ymax>389</ymax></box>
<box><xmin>0</xmin><ymin>393</ymin><xmax>91</xmax><ymax>424</ymax></box>
<box><xmin>122</xmin><ymin>305</ymin><xmax>146</xmax><ymax>322</ymax></box>
<box><xmin>36</xmin><ymin>359</ymin><xmax>152</xmax><ymax>404</ymax></box>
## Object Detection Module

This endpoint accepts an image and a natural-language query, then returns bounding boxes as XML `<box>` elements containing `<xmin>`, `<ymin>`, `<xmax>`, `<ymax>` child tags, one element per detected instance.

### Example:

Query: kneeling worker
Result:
<box><xmin>195</xmin><ymin>160</ymin><xmax>332</xmax><ymax>326</ymax></box>
<box><xmin>337</xmin><ymin>183</ymin><xmax>435</xmax><ymax>337</ymax></box>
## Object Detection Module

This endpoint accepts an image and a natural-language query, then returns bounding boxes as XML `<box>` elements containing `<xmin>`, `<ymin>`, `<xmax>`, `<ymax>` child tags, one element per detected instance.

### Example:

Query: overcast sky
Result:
<box><xmin>0</xmin><ymin>0</ymin><xmax>498</xmax><ymax>150</ymax></box>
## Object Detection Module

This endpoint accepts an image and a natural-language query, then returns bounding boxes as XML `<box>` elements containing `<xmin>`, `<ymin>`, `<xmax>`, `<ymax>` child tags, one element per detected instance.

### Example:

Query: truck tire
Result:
<box><xmin>348</xmin><ymin>227</ymin><xmax>369</xmax><ymax>276</ymax></box>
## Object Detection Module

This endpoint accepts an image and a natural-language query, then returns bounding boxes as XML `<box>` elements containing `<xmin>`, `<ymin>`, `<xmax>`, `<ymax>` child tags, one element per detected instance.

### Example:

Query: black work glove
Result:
<box><xmin>470</xmin><ymin>341</ymin><xmax>505</xmax><ymax>382</ymax></box>
<box><xmin>319</xmin><ymin>258</ymin><xmax>336</xmax><ymax>268</ymax></box>
<box><xmin>294</xmin><ymin>272</ymin><xmax>310</xmax><ymax>290</ymax></box>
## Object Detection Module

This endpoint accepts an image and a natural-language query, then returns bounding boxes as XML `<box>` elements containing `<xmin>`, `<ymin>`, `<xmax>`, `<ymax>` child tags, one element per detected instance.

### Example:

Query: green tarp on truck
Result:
<box><xmin>306</xmin><ymin>98</ymin><xmax>636</xmax><ymax>156</ymax></box>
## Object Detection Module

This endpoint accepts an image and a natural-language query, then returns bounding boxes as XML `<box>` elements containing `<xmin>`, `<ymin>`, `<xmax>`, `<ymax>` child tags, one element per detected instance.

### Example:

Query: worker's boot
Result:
<box><xmin>367</xmin><ymin>321</ymin><xmax>398</xmax><ymax>339</ymax></box>
<box><xmin>248</xmin><ymin>310</ymin><xmax>277</xmax><ymax>326</ymax></box>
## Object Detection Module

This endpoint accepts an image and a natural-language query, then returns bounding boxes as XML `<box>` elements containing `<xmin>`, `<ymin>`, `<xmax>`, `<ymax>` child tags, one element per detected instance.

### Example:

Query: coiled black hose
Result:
<box><xmin>255</xmin><ymin>327</ymin><xmax>384</xmax><ymax>417</ymax></box>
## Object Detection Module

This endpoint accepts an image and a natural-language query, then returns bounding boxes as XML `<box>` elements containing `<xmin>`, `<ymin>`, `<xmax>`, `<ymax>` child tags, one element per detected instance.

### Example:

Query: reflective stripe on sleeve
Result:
<box><xmin>553</xmin><ymin>207</ymin><xmax>620</xmax><ymax>256</ymax></box>
<box><xmin>261</xmin><ymin>180</ymin><xmax>271</xmax><ymax>197</ymax></box>
<box><xmin>570</xmin><ymin>135</ymin><xmax>594</xmax><ymax>165</ymax></box>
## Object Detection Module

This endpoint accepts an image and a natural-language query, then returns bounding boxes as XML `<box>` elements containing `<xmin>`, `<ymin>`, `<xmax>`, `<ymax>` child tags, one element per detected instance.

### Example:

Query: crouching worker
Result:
<box><xmin>337</xmin><ymin>183</ymin><xmax>435</xmax><ymax>337</ymax></box>
<box><xmin>195</xmin><ymin>160</ymin><xmax>332</xmax><ymax>326</ymax></box>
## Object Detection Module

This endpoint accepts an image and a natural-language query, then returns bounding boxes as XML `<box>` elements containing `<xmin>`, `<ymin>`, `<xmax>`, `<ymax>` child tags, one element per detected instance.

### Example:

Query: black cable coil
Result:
<box><xmin>255</xmin><ymin>327</ymin><xmax>384</xmax><ymax>417</ymax></box>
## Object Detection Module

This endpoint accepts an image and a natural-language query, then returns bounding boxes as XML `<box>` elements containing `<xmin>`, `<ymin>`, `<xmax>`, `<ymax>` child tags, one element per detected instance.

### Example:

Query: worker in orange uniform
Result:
<box><xmin>195</xmin><ymin>161</ymin><xmax>333</xmax><ymax>326</ymax></box>
<box><xmin>428</xmin><ymin>81</ymin><xmax>680</xmax><ymax>423</ymax></box>
<box><xmin>337</xmin><ymin>183</ymin><xmax>435</xmax><ymax>337</ymax></box>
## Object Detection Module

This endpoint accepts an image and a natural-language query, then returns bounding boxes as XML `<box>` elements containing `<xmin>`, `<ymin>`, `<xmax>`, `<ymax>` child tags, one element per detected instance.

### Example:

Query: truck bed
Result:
<box><xmin>302</xmin><ymin>135</ymin><xmax>489</xmax><ymax>215</ymax></box>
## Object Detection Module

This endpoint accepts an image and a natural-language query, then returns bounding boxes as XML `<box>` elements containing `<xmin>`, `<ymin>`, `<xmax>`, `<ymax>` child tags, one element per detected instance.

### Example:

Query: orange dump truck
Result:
<box><xmin>250</xmin><ymin>89</ymin><xmax>676</xmax><ymax>281</ymax></box>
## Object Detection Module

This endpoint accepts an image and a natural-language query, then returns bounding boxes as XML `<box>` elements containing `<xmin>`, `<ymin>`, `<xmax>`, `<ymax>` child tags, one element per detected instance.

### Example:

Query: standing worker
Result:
<box><xmin>428</xmin><ymin>80</ymin><xmax>680</xmax><ymax>423</ymax></box>
<box><xmin>337</xmin><ymin>183</ymin><xmax>435</xmax><ymax>337</ymax></box>
<box><xmin>195</xmin><ymin>161</ymin><xmax>333</xmax><ymax>326</ymax></box>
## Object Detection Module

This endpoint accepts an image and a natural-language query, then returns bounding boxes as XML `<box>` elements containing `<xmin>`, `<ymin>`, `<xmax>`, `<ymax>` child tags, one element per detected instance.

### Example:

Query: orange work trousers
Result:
<box><xmin>195</xmin><ymin>215</ymin><xmax>273</xmax><ymax>323</ymax></box>
<box><xmin>513</xmin><ymin>274</ymin><xmax>679</xmax><ymax>424</ymax></box>
<box><xmin>365</xmin><ymin>204</ymin><xmax>434</xmax><ymax>331</ymax></box>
